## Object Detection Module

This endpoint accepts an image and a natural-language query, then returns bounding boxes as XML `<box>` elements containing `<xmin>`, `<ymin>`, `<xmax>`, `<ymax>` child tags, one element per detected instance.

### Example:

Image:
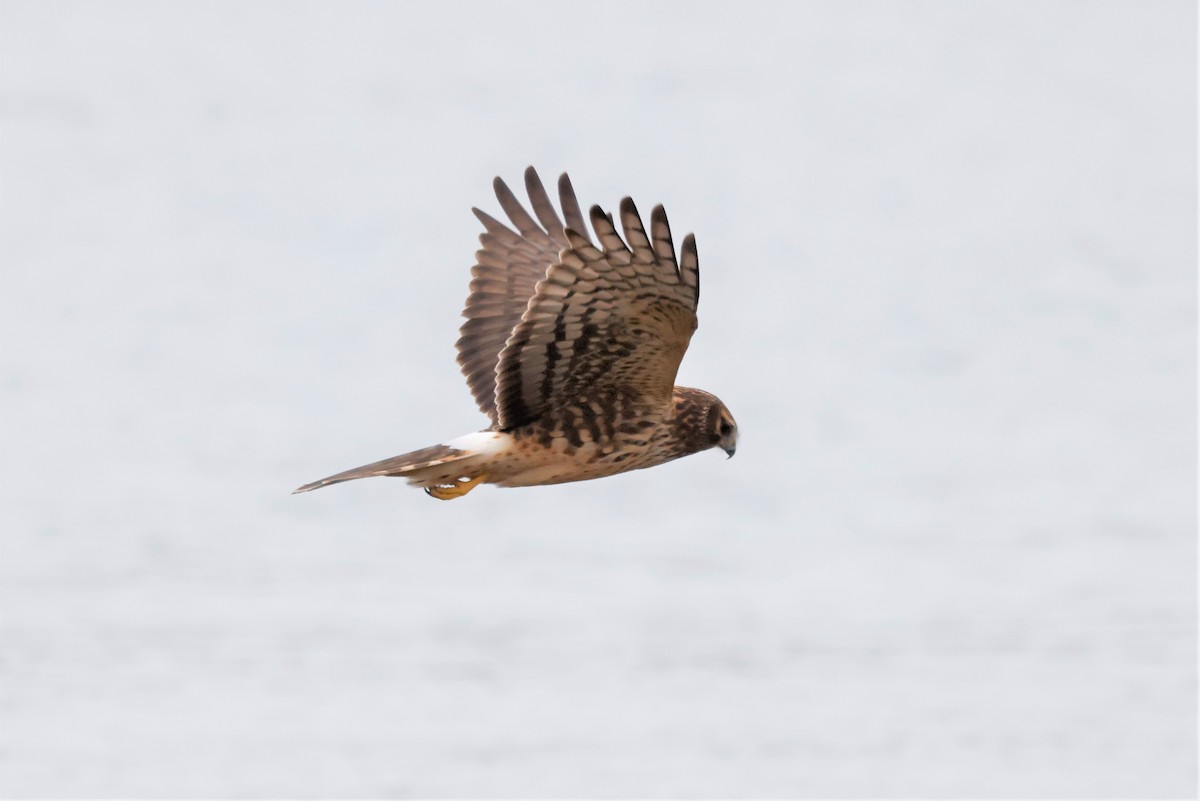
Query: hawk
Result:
<box><xmin>295</xmin><ymin>167</ymin><xmax>737</xmax><ymax>500</ymax></box>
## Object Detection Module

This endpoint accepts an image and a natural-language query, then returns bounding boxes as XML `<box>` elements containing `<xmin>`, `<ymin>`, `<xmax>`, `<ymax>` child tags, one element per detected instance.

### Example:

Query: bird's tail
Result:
<box><xmin>293</xmin><ymin>443</ymin><xmax>484</xmax><ymax>494</ymax></box>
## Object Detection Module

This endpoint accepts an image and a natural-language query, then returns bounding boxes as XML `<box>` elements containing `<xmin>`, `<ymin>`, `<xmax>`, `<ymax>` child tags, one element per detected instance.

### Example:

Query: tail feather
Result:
<box><xmin>293</xmin><ymin>444</ymin><xmax>473</xmax><ymax>494</ymax></box>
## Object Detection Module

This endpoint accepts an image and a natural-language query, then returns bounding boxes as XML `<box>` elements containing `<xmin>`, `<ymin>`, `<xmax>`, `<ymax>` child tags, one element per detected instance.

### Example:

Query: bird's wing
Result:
<box><xmin>456</xmin><ymin>167</ymin><xmax>591</xmax><ymax>423</ymax></box>
<box><xmin>492</xmin><ymin>185</ymin><xmax>700</xmax><ymax>431</ymax></box>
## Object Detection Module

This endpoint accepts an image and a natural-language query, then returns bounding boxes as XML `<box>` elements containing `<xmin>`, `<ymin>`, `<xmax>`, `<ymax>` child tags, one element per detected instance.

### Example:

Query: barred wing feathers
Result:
<box><xmin>493</xmin><ymin>193</ymin><xmax>700</xmax><ymax>431</ymax></box>
<box><xmin>456</xmin><ymin>169</ymin><xmax>593</xmax><ymax>424</ymax></box>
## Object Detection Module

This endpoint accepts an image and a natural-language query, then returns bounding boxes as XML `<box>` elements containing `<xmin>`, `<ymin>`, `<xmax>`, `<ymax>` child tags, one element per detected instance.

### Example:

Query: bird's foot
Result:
<box><xmin>425</xmin><ymin>474</ymin><xmax>486</xmax><ymax>500</ymax></box>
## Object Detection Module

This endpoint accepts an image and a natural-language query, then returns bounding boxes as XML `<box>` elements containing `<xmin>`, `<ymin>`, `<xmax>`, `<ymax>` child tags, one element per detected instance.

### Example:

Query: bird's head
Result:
<box><xmin>673</xmin><ymin>387</ymin><xmax>738</xmax><ymax>459</ymax></box>
<box><xmin>713</xmin><ymin>402</ymin><xmax>738</xmax><ymax>458</ymax></box>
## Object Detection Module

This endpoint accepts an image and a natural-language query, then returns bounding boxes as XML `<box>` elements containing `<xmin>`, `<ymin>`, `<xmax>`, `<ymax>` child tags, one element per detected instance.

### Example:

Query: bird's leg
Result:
<box><xmin>425</xmin><ymin>474</ymin><xmax>486</xmax><ymax>501</ymax></box>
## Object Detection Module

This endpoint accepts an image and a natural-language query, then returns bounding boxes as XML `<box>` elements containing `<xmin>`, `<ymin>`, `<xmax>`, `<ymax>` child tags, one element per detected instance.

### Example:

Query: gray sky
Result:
<box><xmin>1</xmin><ymin>1</ymin><xmax>1195</xmax><ymax>796</ymax></box>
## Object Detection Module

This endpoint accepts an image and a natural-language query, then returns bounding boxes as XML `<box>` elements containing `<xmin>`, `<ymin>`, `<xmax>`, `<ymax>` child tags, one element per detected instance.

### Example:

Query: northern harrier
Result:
<box><xmin>295</xmin><ymin>168</ymin><xmax>737</xmax><ymax>500</ymax></box>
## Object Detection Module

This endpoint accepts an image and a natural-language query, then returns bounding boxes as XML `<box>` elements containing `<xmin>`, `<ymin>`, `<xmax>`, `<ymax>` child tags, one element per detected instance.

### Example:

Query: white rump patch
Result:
<box><xmin>443</xmin><ymin>430</ymin><xmax>508</xmax><ymax>456</ymax></box>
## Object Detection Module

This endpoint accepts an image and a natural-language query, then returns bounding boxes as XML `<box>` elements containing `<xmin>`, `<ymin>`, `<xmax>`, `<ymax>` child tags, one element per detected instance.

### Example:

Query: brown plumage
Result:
<box><xmin>295</xmin><ymin>167</ymin><xmax>737</xmax><ymax>500</ymax></box>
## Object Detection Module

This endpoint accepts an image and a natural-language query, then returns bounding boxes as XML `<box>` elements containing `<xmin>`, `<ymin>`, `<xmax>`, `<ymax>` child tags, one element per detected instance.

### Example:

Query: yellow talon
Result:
<box><xmin>425</xmin><ymin>474</ymin><xmax>486</xmax><ymax>501</ymax></box>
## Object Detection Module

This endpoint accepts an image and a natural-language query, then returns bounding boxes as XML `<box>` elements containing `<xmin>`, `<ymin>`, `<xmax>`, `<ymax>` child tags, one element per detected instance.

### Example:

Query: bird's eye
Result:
<box><xmin>719</xmin><ymin>420</ymin><xmax>733</xmax><ymax>436</ymax></box>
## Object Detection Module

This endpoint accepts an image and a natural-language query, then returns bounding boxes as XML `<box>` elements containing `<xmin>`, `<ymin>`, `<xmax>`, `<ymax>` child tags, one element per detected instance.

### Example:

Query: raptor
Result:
<box><xmin>295</xmin><ymin>168</ymin><xmax>737</xmax><ymax>499</ymax></box>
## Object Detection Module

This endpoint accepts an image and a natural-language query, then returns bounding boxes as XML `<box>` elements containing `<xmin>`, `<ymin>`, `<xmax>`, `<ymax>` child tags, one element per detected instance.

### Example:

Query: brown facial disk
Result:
<box><xmin>671</xmin><ymin>386</ymin><xmax>737</xmax><ymax>459</ymax></box>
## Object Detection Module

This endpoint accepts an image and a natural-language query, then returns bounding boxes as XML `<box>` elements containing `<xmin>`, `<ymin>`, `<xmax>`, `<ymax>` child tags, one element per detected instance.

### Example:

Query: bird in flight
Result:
<box><xmin>295</xmin><ymin>167</ymin><xmax>737</xmax><ymax>500</ymax></box>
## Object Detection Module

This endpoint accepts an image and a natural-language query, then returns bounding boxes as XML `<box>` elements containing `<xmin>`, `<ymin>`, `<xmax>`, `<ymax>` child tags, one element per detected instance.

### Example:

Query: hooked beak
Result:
<box><xmin>722</xmin><ymin>443</ymin><xmax>736</xmax><ymax>459</ymax></box>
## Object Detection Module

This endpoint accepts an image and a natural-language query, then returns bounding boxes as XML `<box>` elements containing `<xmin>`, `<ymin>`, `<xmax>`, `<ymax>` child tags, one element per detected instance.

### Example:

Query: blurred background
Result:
<box><xmin>1</xmin><ymin>0</ymin><xmax>1195</xmax><ymax>796</ymax></box>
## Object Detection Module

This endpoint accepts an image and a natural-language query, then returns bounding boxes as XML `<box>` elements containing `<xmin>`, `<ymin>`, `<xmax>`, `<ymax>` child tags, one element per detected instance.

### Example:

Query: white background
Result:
<box><xmin>1</xmin><ymin>0</ymin><xmax>1195</xmax><ymax>796</ymax></box>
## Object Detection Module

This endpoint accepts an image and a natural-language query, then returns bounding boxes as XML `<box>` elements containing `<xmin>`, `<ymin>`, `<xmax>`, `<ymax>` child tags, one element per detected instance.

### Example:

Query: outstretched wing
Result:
<box><xmin>456</xmin><ymin>168</ymin><xmax>593</xmax><ymax>423</ymax></box>
<box><xmin>492</xmin><ymin>191</ymin><xmax>700</xmax><ymax>431</ymax></box>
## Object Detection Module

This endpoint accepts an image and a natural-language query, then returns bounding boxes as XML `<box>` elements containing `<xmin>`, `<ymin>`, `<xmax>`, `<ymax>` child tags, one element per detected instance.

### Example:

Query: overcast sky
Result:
<box><xmin>1</xmin><ymin>1</ymin><xmax>1195</xmax><ymax>797</ymax></box>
